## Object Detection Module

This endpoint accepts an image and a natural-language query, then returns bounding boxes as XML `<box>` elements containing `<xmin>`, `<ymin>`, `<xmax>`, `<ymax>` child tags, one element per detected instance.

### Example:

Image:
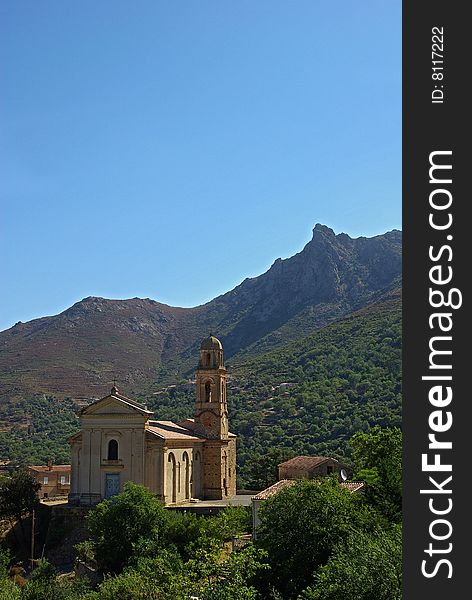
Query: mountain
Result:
<box><xmin>0</xmin><ymin>290</ymin><xmax>402</xmax><ymax>478</ymax></box>
<box><xmin>0</xmin><ymin>225</ymin><xmax>401</xmax><ymax>401</ymax></box>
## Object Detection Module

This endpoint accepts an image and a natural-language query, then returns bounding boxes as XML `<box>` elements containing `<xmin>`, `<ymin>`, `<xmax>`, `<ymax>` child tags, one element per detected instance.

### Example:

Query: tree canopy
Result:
<box><xmin>86</xmin><ymin>482</ymin><xmax>169</xmax><ymax>573</ymax></box>
<box><xmin>300</xmin><ymin>526</ymin><xmax>402</xmax><ymax>600</ymax></box>
<box><xmin>350</xmin><ymin>426</ymin><xmax>402</xmax><ymax>522</ymax></box>
<box><xmin>256</xmin><ymin>478</ymin><xmax>383</xmax><ymax>598</ymax></box>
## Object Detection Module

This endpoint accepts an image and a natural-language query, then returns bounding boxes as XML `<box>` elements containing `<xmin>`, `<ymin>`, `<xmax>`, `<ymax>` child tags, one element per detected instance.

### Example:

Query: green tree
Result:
<box><xmin>256</xmin><ymin>479</ymin><xmax>381</xmax><ymax>598</ymax></box>
<box><xmin>86</xmin><ymin>482</ymin><xmax>170</xmax><ymax>573</ymax></box>
<box><xmin>0</xmin><ymin>579</ymin><xmax>21</xmax><ymax>600</ymax></box>
<box><xmin>20</xmin><ymin>559</ymin><xmax>91</xmax><ymax>600</ymax></box>
<box><xmin>350</xmin><ymin>426</ymin><xmax>402</xmax><ymax>522</ymax></box>
<box><xmin>93</xmin><ymin>569</ymin><xmax>179</xmax><ymax>599</ymax></box>
<box><xmin>21</xmin><ymin>560</ymin><xmax>65</xmax><ymax>600</ymax></box>
<box><xmin>93</xmin><ymin>549</ymin><xmax>191</xmax><ymax>600</ymax></box>
<box><xmin>194</xmin><ymin>545</ymin><xmax>269</xmax><ymax>600</ymax></box>
<box><xmin>0</xmin><ymin>468</ymin><xmax>40</xmax><ymax>548</ymax></box>
<box><xmin>167</xmin><ymin>505</ymin><xmax>250</xmax><ymax>560</ymax></box>
<box><xmin>0</xmin><ymin>546</ymin><xmax>10</xmax><ymax>580</ymax></box>
<box><xmin>299</xmin><ymin>526</ymin><xmax>402</xmax><ymax>600</ymax></box>
<box><xmin>207</xmin><ymin>505</ymin><xmax>251</xmax><ymax>539</ymax></box>
<box><xmin>94</xmin><ymin>545</ymin><xmax>268</xmax><ymax>600</ymax></box>
<box><xmin>0</xmin><ymin>546</ymin><xmax>21</xmax><ymax>600</ymax></box>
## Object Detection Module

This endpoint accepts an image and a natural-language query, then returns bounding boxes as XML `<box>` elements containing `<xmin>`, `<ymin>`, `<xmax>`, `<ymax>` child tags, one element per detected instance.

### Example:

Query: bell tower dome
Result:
<box><xmin>194</xmin><ymin>335</ymin><xmax>228</xmax><ymax>439</ymax></box>
<box><xmin>199</xmin><ymin>335</ymin><xmax>224</xmax><ymax>370</ymax></box>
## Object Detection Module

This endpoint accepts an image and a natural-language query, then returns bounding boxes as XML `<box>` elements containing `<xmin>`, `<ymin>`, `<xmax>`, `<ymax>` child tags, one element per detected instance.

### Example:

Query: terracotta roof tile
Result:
<box><xmin>253</xmin><ymin>479</ymin><xmax>364</xmax><ymax>501</ymax></box>
<box><xmin>252</xmin><ymin>479</ymin><xmax>296</xmax><ymax>500</ymax></box>
<box><xmin>28</xmin><ymin>465</ymin><xmax>71</xmax><ymax>473</ymax></box>
<box><xmin>340</xmin><ymin>481</ymin><xmax>364</xmax><ymax>493</ymax></box>
<box><xmin>277</xmin><ymin>456</ymin><xmax>333</xmax><ymax>469</ymax></box>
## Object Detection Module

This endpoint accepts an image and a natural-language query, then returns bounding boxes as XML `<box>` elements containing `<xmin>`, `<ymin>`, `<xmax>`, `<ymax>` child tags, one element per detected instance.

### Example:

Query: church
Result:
<box><xmin>68</xmin><ymin>335</ymin><xmax>237</xmax><ymax>506</ymax></box>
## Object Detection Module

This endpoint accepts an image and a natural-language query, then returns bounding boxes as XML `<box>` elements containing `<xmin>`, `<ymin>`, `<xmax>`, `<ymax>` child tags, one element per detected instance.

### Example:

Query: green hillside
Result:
<box><xmin>0</xmin><ymin>396</ymin><xmax>78</xmax><ymax>465</ymax></box>
<box><xmin>232</xmin><ymin>292</ymin><xmax>401</xmax><ymax>484</ymax></box>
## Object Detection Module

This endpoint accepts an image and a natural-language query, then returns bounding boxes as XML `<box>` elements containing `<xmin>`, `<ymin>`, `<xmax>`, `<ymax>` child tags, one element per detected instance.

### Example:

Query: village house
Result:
<box><xmin>28</xmin><ymin>461</ymin><xmax>71</xmax><ymax>499</ymax></box>
<box><xmin>277</xmin><ymin>455</ymin><xmax>352</xmax><ymax>480</ymax></box>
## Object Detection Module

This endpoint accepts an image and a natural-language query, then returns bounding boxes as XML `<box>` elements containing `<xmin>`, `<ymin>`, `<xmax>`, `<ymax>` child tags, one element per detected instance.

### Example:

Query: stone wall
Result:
<box><xmin>44</xmin><ymin>505</ymin><xmax>91</xmax><ymax>567</ymax></box>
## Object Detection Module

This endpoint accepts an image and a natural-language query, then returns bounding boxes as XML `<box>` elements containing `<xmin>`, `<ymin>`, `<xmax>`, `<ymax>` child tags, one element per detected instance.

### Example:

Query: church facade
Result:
<box><xmin>68</xmin><ymin>336</ymin><xmax>236</xmax><ymax>505</ymax></box>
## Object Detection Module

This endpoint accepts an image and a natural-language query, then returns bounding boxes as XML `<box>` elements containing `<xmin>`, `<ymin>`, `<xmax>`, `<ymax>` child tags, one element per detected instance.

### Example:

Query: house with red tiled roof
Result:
<box><xmin>277</xmin><ymin>455</ymin><xmax>353</xmax><ymax>480</ymax></box>
<box><xmin>68</xmin><ymin>336</ymin><xmax>237</xmax><ymax>506</ymax></box>
<box><xmin>28</xmin><ymin>461</ymin><xmax>71</xmax><ymax>499</ymax></box>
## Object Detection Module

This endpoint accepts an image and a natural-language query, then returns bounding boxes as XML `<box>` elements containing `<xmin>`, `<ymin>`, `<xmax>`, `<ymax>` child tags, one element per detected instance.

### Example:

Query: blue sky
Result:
<box><xmin>0</xmin><ymin>1</ymin><xmax>401</xmax><ymax>332</ymax></box>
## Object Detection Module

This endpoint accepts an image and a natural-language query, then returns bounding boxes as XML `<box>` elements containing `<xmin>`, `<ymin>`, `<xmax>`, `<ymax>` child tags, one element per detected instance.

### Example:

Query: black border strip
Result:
<box><xmin>403</xmin><ymin>2</ymin><xmax>469</xmax><ymax>597</ymax></box>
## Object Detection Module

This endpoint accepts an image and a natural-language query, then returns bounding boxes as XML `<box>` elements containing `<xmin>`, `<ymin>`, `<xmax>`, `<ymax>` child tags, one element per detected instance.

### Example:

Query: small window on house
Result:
<box><xmin>43</xmin><ymin>492</ymin><xmax>48</xmax><ymax>498</ymax></box>
<box><xmin>327</xmin><ymin>466</ymin><xmax>334</xmax><ymax>474</ymax></box>
<box><xmin>60</xmin><ymin>475</ymin><xmax>66</xmax><ymax>485</ymax></box>
<box><xmin>108</xmin><ymin>439</ymin><xmax>119</xmax><ymax>460</ymax></box>
<box><xmin>43</xmin><ymin>476</ymin><xmax>49</xmax><ymax>485</ymax></box>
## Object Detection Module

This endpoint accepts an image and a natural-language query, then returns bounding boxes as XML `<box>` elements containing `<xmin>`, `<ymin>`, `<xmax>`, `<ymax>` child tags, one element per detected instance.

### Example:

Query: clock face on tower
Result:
<box><xmin>201</xmin><ymin>411</ymin><xmax>218</xmax><ymax>433</ymax></box>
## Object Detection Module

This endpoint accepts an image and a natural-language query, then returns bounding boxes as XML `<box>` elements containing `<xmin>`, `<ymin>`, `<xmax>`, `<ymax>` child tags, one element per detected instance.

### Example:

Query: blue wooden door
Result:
<box><xmin>105</xmin><ymin>473</ymin><xmax>120</xmax><ymax>499</ymax></box>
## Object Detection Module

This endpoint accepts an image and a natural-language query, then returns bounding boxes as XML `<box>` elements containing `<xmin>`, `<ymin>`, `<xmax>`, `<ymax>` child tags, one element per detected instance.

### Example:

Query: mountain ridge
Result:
<box><xmin>0</xmin><ymin>225</ymin><xmax>401</xmax><ymax>401</ymax></box>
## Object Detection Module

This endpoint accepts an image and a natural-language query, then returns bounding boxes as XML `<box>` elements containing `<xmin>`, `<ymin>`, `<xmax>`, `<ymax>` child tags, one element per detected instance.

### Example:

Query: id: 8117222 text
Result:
<box><xmin>432</xmin><ymin>26</ymin><xmax>444</xmax><ymax>104</ymax></box>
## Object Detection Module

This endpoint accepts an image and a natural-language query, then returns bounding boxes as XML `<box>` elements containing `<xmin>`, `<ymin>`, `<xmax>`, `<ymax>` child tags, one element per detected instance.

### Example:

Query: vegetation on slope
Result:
<box><xmin>0</xmin><ymin>397</ymin><xmax>78</xmax><ymax>465</ymax></box>
<box><xmin>236</xmin><ymin>295</ymin><xmax>401</xmax><ymax>485</ymax></box>
<box><xmin>0</xmin><ymin>294</ymin><xmax>401</xmax><ymax>493</ymax></box>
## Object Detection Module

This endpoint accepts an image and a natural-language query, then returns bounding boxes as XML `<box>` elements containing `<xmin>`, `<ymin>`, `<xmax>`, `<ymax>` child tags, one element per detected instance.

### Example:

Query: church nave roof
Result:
<box><xmin>147</xmin><ymin>420</ymin><xmax>204</xmax><ymax>441</ymax></box>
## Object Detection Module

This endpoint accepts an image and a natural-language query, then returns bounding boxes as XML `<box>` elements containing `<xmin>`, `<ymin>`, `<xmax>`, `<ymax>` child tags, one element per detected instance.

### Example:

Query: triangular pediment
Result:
<box><xmin>80</xmin><ymin>392</ymin><xmax>152</xmax><ymax>417</ymax></box>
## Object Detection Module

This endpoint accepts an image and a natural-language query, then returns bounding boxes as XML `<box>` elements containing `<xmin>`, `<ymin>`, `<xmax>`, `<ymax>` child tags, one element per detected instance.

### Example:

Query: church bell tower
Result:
<box><xmin>194</xmin><ymin>335</ymin><xmax>235</xmax><ymax>500</ymax></box>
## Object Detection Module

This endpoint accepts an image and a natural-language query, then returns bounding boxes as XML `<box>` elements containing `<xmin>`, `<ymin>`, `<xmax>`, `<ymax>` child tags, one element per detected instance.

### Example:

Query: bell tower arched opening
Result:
<box><xmin>205</xmin><ymin>380</ymin><xmax>212</xmax><ymax>402</ymax></box>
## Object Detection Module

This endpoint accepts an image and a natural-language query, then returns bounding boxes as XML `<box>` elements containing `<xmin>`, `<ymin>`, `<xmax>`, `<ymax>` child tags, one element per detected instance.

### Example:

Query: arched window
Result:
<box><xmin>183</xmin><ymin>452</ymin><xmax>190</xmax><ymax>500</ymax></box>
<box><xmin>168</xmin><ymin>453</ymin><xmax>177</xmax><ymax>503</ymax></box>
<box><xmin>108</xmin><ymin>439</ymin><xmax>118</xmax><ymax>460</ymax></box>
<box><xmin>205</xmin><ymin>381</ymin><xmax>212</xmax><ymax>402</ymax></box>
<box><xmin>193</xmin><ymin>451</ymin><xmax>202</xmax><ymax>498</ymax></box>
<box><xmin>206</xmin><ymin>352</ymin><xmax>211</xmax><ymax>366</ymax></box>
<box><xmin>223</xmin><ymin>451</ymin><xmax>228</xmax><ymax>496</ymax></box>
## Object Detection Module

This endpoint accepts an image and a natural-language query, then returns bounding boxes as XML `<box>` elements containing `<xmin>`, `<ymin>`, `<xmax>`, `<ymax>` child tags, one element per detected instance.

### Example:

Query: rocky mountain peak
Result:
<box><xmin>312</xmin><ymin>223</ymin><xmax>336</xmax><ymax>238</ymax></box>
